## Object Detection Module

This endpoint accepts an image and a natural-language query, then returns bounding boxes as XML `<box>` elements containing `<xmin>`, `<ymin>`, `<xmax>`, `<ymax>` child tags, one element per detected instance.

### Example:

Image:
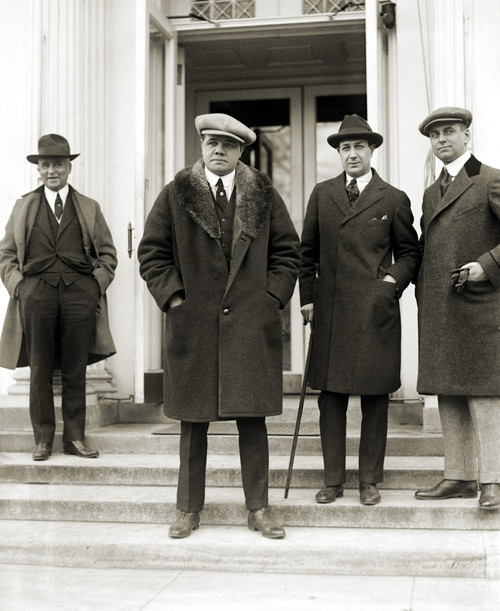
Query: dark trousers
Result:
<box><xmin>19</xmin><ymin>275</ymin><xmax>99</xmax><ymax>444</ymax></box>
<box><xmin>318</xmin><ymin>391</ymin><xmax>389</xmax><ymax>486</ymax></box>
<box><xmin>177</xmin><ymin>418</ymin><xmax>269</xmax><ymax>512</ymax></box>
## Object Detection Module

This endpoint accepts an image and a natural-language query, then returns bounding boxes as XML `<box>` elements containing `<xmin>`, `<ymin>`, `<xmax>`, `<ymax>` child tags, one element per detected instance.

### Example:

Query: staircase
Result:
<box><xmin>0</xmin><ymin>395</ymin><xmax>499</xmax><ymax>578</ymax></box>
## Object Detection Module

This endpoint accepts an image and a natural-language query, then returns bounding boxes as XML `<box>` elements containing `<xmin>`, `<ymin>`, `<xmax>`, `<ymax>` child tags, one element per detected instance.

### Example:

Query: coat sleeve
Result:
<box><xmin>137</xmin><ymin>184</ymin><xmax>185</xmax><ymax>311</ymax></box>
<box><xmin>298</xmin><ymin>185</ymin><xmax>320</xmax><ymax>306</ymax></box>
<box><xmin>266</xmin><ymin>190</ymin><xmax>300</xmax><ymax>309</ymax></box>
<box><xmin>0</xmin><ymin>199</ymin><xmax>25</xmax><ymax>298</ymax></box>
<box><xmin>477</xmin><ymin>168</ymin><xmax>500</xmax><ymax>287</ymax></box>
<box><xmin>386</xmin><ymin>192</ymin><xmax>421</xmax><ymax>292</ymax></box>
<box><xmin>92</xmin><ymin>203</ymin><xmax>117</xmax><ymax>295</ymax></box>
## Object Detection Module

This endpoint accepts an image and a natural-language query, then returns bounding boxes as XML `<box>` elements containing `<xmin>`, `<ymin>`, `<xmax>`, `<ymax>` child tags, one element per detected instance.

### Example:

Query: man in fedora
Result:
<box><xmin>138</xmin><ymin>113</ymin><xmax>299</xmax><ymax>539</ymax></box>
<box><xmin>299</xmin><ymin>114</ymin><xmax>420</xmax><ymax>505</ymax></box>
<box><xmin>414</xmin><ymin>107</ymin><xmax>500</xmax><ymax>510</ymax></box>
<box><xmin>0</xmin><ymin>134</ymin><xmax>117</xmax><ymax>461</ymax></box>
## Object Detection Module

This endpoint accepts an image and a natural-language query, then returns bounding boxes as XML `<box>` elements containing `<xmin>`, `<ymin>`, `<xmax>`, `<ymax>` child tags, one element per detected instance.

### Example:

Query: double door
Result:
<box><xmin>193</xmin><ymin>86</ymin><xmax>366</xmax><ymax>386</ymax></box>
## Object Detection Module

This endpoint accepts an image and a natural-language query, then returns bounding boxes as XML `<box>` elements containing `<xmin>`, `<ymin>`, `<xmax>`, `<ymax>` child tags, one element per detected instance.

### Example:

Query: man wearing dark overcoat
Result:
<box><xmin>0</xmin><ymin>134</ymin><xmax>117</xmax><ymax>461</ymax></box>
<box><xmin>415</xmin><ymin>107</ymin><xmax>500</xmax><ymax>510</ymax></box>
<box><xmin>300</xmin><ymin>115</ymin><xmax>420</xmax><ymax>506</ymax></box>
<box><xmin>138</xmin><ymin>113</ymin><xmax>300</xmax><ymax>538</ymax></box>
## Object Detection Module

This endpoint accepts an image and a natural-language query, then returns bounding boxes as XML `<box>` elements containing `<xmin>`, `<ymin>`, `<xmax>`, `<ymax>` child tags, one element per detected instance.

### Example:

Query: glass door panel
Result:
<box><xmin>196</xmin><ymin>89</ymin><xmax>303</xmax><ymax>375</ymax></box>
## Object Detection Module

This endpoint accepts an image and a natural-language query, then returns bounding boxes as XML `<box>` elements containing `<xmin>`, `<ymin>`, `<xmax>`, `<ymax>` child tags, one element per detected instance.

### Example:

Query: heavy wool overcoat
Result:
<box><xmin>138</xmin><ymin>160</ymin><xmax>300</xmax><ymax>422</ymax></box>
<box><xmin>0</xmin><ymin>186</ymin><xmax>117</xmax><ymax>369</ymax></box>
<box><xmin>416</xmin><ymin>156</ymin><xmax>500</xmax><ymax>395</ymax></box>
<box><xmin>300</xmin><ymin>170</ymin><xmax>420</xmax><ymax>395</ymax></box>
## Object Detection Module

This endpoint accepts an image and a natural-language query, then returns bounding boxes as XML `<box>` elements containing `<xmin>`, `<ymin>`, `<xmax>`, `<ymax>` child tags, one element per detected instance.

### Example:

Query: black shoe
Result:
<box><xmin>168</xmin><ymin>512</ymin><xmax>200</xmax><ymax>538</ymax></box>
<box><xmin>359</xmin><ymin>483</ymin><xmax>381</xmax><ymax>505</ymax></box>
<box><xmin>63</xmin><ymin>440</ymin><xmax>99</xmax><ymax>458</ymax></box>
<box><xmin>415</xmin><ymin>479</ymin><xmax>477</xmax><ymax>500</ymax></box>
<box><xmin>479</xmin><ymin>483</ymin><xmax>500</xmax><ymax>510</ymax></box>
<box><xmin>248</xmin><ymin>508</ymin><xmax>285</xmax><ymax>539</ymax></box>
<box><xmin>32</xmin><ymin>442</ymin><xmax>52</xmax><ymax>461</ymax></box>
<box><xmin>315</xmin><ymin>485</ymin><xmax>344</xmax><ymax>504</ymax></box>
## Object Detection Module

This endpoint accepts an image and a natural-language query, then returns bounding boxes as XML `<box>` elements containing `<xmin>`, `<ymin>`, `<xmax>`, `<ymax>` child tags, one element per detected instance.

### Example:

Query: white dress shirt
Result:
<box><xmin>346</xmin><ymin>170</ymin><xmax>372</xmax><ymax>195</ymax></box>
<box><xmin>44</xmin><ymin>184</ymin><xmax>69</xmax><ymax>223</ymax></box>
<box><xmin>204</xmin><ymin>167</ymin><xmax>236</xmax><ymax>200</ymax></box>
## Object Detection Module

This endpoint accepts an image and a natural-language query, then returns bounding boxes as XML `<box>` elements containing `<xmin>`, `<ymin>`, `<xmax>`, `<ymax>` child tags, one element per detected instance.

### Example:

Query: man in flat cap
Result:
<box><xmin>138</xmin><ymin>113</ymin><xmax>300</xmax><ymax>538</ymax></box>
<box><xmin>0</xmin><ymin>134</ymin><xmax>117</xmax><ymax>461</ymax></box>
<box><xmin>300</xmin><ymin>114</ymin><xmax>420</xmax><ymax>506</ymax></box>
<box><xmin>415</xmin><ymin>107</ymin><xmax>500</xmax><ymax>510</ymax></box>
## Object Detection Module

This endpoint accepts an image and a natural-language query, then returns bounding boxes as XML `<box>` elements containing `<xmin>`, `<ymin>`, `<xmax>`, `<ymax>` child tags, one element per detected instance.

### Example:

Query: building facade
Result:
<box><xmin>1</xmin><ymin>0</ymin><xmax>499</xmax><ymax>417</ymax></box>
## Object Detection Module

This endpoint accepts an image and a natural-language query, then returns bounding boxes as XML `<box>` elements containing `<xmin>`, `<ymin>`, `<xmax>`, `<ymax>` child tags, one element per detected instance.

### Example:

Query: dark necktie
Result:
<box><xmin>346</xmin><ymin>178</ymin><xmax>360</xmax><ymax>205</ymax></box>
<box><xmin>440</xmin><ymin>168</ymin><xmax>452</xmax><ymax>197</ymax></box>
<box><xmin>54</xmin><ymin>192</ymin><xmax>63</xmax><ymax>220</ymax></box>
<box><xmin>215</xmin><ymin>178</ymin><xmax>229</xmax><ymax>211</ymax></box>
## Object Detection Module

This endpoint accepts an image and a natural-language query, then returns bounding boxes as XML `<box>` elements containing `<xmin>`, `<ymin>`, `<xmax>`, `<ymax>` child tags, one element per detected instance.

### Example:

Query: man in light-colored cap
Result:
<box><xmin>415</xmin><ymin>106</ymin><xmax>500</xmax><ymax>510</ymax></box>
<box><xmin>299</xmin><ymin>114</ymin><xmax>420</xmax><ymax>507</ymax></box>
<box><xmin>138</xmin><ymin>113</ymin><xmax>300</xmax><ymax>538</ymax></box>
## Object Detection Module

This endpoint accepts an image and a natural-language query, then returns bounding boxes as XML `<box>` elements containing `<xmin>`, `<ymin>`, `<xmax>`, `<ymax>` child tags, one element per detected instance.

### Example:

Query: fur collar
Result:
<box><xmin>174</xmin><ymin>159</ymin><xmax>275</xmax><ymax>241</ymax></box>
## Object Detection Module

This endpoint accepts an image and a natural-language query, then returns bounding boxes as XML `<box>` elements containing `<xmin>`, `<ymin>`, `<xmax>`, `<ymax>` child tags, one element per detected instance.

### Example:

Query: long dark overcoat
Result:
<box><xmin>138</xmin><ymin>160</ymin><xmax>300</xmax><ymax>422</ymax></box>
<box><xmin>300</xmin><ymin>170</ymin><xmax>420</xmax><ymax>395</ymax></box>
<box><xmin>416</xmin><ymin>155</ymin><xmax>500</xmax><ymax>395</ymax></box>
<box><xmin>0</xmin><ymin>186</ymin><xmax>117</xmax><ymax>369</ymax></box>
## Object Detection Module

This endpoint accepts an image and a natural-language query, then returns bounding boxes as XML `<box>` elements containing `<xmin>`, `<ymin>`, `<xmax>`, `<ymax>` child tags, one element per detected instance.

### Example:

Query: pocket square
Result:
<box><xmin>371</xmin><ymin>215</ymin><xmax>388</xmax><ymax>221</ymax></box>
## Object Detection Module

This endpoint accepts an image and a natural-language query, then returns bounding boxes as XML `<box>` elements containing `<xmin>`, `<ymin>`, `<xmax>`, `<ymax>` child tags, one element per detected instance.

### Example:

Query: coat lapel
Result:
<box><xmin>429</xmin><ymin>157</ymin><xmax>480</xmax><ymax>223</ymax></box>
<box><xmin>176</xmin><ymin>160</ymin><xmax>275</xmax><ymax>292</ymax></box>
<box><xmin>338</xmin><ymin>170</ymin><xmax>385</xmax><ymax>224</ymax></box>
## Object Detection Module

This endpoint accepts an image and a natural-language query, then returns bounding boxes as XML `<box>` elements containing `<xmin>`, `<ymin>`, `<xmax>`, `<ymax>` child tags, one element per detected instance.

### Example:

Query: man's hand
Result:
<box><xmin>460</xmin><ymin>262</ymin><xmax>486</xmax><ymax>282</ymax></box>
<box><xmin>382</xmin><ymin>274</ymin><xmax>397</xmax><ymax>284</ymax></box>
<box><xmin>300</xmin><ymin>303</ymin><xmax>314</xmax><ymax>324</ymax></box>
<box><xmin>168</xmin><ymin>294</ymin><xmax>184</xmax><ymax>309</ymax></box>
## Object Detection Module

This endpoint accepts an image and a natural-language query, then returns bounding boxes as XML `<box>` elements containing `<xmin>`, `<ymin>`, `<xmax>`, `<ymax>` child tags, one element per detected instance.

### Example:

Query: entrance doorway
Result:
<box><xmin>194</xmin><ymin>86</ymin><xmax>366</xmax><ymax>389</ymax></box>
<box><xmin>143</xmin><ymin>85</ymin><xmax>367</xmax><ymax>400</ymax></box>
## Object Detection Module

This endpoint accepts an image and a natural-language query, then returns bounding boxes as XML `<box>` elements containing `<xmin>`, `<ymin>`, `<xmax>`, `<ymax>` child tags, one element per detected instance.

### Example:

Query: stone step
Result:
<box><xmin>1</xmin><ymin>519</ymin><xmax>498</xmax><ymax>578</ymax></box>
<box><xmin>0</xmin><ymin>484</ymin><xmax>497</xmax><ymax>531</ymax></box>
<box><xmin>0</xmin><ymin>396</ymin><xmax>424</xmax><ymax>429</ymax></box>
<box><xmin>0</xmin><ymin>422</ymin><xmax>443</xmax><ymax>456</ymax></box>
<box><xmin>0</xmin><ymin>452</ymin><xmax>444</xmax><ymax>489</ymax></box>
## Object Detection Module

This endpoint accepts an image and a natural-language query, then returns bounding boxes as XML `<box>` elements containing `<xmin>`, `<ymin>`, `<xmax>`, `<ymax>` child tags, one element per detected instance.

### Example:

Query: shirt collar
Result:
<box><xmin>204</xmin><ymin>167</ymin><xmax>236</xmax><ymax>188</ymax></box>
<box><xmin>444</xmin><ymin>151</ymin><xmax>471</xmax><ymax>177</ymax></box>
<box><xmin>346</xmin><ymin>169</ymin><xmax>372</xmax><ymax>191</ymax></box>
<box><xmin>44</xmin><ymin>184</ymin><xmax>69</xmax><ymax>205</ymax></box>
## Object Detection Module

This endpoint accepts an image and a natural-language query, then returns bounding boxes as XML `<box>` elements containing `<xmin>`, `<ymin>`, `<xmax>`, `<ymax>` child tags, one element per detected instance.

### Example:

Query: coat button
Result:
<box><xmin>223</xmin><ymin>308</ymin><xmax>230</xmax><ymax>315</ymax></box>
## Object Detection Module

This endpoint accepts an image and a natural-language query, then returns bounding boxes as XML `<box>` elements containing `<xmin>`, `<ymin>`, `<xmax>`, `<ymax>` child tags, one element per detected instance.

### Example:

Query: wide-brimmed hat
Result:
<box><xmin>418</xmin><ymin>106</ymin><xmax>473</xmax><ymax>136</ymax></box>
<box><xmin>27</xmin><ymin>134</ymin><xmax>80</xmax><ymax>164</ymax></box>
<box><xmin>195</xmin><ymin>113</ymin><xmax>256</xmax><ymax>146</ymax></box>
<box><xmin>327</xmin><ymin>114</ymin><xmax>383</xmax><ymax>149</ymax></box>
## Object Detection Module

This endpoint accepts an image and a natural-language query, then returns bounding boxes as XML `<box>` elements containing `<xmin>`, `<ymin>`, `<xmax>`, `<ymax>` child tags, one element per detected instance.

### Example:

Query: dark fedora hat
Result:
<box><xmin>327</xmin><ymin>114</ymin><xmax>383</xmax><ymax>149</ymax></box>
<box><xmin>27</xmin><ymin>134</ymin><xmax>80</xmax><ymax>164</ymax></box>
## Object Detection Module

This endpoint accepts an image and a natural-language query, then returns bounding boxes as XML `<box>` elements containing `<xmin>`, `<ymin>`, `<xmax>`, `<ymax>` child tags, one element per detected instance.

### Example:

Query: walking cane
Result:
<box><xmin>284</xmin><ymin>325</ymin><xmax>313</xmax><ymax>498</ymax></box>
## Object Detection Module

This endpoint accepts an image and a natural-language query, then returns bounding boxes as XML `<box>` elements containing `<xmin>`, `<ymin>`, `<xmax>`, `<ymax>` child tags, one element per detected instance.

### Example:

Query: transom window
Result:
<box><xmin>303</xmin><ymin>0</ymin><xmax>365</xmax><ymax>14</ymax></box>
<box><xmin>191</xmin><ymin>1</ymin><xmax>255</xmax><ymax>20</ymax></box>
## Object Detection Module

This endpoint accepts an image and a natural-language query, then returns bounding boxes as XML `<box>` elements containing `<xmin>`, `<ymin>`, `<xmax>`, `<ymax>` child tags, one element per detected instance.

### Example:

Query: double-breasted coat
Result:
<box><xmin>416</xmin><ymin>156</ymin><xmax>500</xmax><ymax>396</ymax></box>
<box><xmin>300</xmin><ymin>170</ymin><xmax>420</xmax><ymax>395</ymax></box>
<box><xmin>138</xmin><ymin>160</ymin><xmax>300</xmax><ymax>422</ymax></box>
<box><xmin>0</xmin><ymin>186</ymin><xmax>117</xmax><ymax>369</ymax></box>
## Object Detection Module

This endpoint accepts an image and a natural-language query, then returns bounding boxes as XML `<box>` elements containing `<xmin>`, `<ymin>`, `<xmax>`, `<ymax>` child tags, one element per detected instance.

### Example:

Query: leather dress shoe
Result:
<box><xmin>63</xmin><ymin>440</ymin><xmax>99</xmax><ymax>458</ymax></box>
<box><xmin>479</xmin><ymin>483</ymin><xmax>500</xmax><ymax>510</ymax></box>
<box><xmin>415</xmin><ymin>479</ymin><xmax>477</xmax><ymax>500</ymax></box>
<box><xmin>32</xmin><ymin>442</ymin><xmax>52</xmax><ymax>461</ymax></box>
<box><xmin>248</xmin><ymin>508</ymin><xmax>285</xmax><ymax>539</ymax></box>
<box><xmin>359</xmin><ymin>483</ymin><xmax>381</xmax><ymax>505</ymax></box>
<box><xmin>168</xmin><ymin>511</ymin><xmax>200</xmax><ymax>538</ymax></box>
<box><xmin>315</xmin><ymin>485</ymin><xmax>344</xmax><ymax>504</ymax></box>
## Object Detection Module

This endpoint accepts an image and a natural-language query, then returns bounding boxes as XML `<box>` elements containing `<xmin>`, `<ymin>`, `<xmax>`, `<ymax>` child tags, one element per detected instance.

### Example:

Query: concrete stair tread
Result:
<box><xmin>0</xmin><ymin>519</ymin><xmax>498</xmax><ymax>578</ymax></box>
<box><xmin>0</xmin><ymin>483</ymin><xmax>477</xmax><ymax>507</ymax></box>
<box><xmin>0</xmin><ymin>451</ymin><xmax>444</xmax><ymax>470</ymax></box>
